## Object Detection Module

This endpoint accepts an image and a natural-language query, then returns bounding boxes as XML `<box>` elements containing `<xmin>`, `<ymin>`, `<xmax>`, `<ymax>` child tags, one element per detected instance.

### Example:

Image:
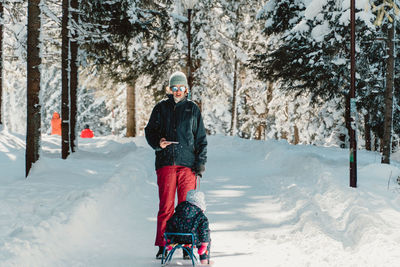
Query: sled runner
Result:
<box><xmin>162</xmin><ymin>232</ymin><xmax>208</xmax><ymax>266</ymax></box>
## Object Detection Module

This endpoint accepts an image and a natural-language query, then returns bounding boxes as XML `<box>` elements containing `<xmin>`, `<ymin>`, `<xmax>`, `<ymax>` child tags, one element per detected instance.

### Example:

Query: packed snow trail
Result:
<box><xmin>1</xmin><ymin>132</ymin><xmax>400</xmax><ymax>266</ymax></box>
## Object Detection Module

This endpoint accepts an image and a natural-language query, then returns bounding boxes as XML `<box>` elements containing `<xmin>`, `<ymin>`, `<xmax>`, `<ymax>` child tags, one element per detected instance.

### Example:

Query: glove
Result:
<box><xmin>198</xmin><ymin>242</ymin><xmax>209</xmax><ymax>255</ymax></box>
<box><xmin>193</xmin><ymin>164</ymin><xmax>205</xmax><ymax>178</ymax></box>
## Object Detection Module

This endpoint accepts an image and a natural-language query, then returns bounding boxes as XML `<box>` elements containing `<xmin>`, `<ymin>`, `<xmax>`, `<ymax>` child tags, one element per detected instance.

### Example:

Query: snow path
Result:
<box><xmin>1</xmin><ymin>133</ymin><xmax>400</xmax><ymax>266</ymax></box>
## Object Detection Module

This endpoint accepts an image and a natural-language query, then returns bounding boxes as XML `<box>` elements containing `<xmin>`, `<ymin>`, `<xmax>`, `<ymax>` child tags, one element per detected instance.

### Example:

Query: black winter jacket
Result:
<box><xmin>145</xmin><ymin>95</ymin><xmax>207</xmax><ymax>170</ymax></box>
<box><xmin>166</xmin><ymin>201</ymin><xmax>210</xmax><ymax>246</ymax></box>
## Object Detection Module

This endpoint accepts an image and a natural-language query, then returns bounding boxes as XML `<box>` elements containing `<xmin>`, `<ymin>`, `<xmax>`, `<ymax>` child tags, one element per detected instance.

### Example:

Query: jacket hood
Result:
<box><xmin>175</xmin><ymin>201</ymin><xmax>202</xmax><ymax>218</ymax></box>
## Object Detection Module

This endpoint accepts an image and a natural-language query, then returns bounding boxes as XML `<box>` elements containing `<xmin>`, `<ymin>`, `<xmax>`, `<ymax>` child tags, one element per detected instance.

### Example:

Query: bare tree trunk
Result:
<box><xmin>382</xmin><ymin>25</ymin><xmax>395</xmax><ymax>164</ymax></box>
<box><xmin>69</xmin><ymin>0</ymin><xmax>79</xmax><ymax>152</ymax></box>
<box><xmin>281</xmin><ymin>131</ymin><xmax>288</xmax><ymax>140</ymax></box>
<box><xmin>294</xmin><ymin>125</ymin><xmax>299</xmax><ymax>145</ymax></box>
<box><xmin>230</xmin><ymin>58</ymin><xmax>238</xmax><ymax>136</ymax></box>
<box><xmin>364</xmin><ymin>113</ymin><xmax>371</xmax><ymax>151</ymax></box>
<box><xmin>126</xmin><ymin>82</ymin><xmax>136</xmax><ymax>137</ymax></box>
<box><xmin>266</xmin><ymin>81</ymin><xmax>273</xmax><ymax>111</ymax></box>
<box><xmin>230</xmin><ymin>8</ymin><xmax>241</xmax><ymax>136</ymax></box>
<box><xmin>256</xmin><ymin>124</ymin><xmax>262</xmax><ymax>140</ymax></box>
<box><xmin>373</xmin><ymin>135</ymin><xmax>378</xmax><ymax>151</ymax></box>
<box><xmin>26</xmin><ymin>0</ymin><xmax>41</xmax><ymax>177</ymax></box>
<box><xmin>0</xmin><ymin>2</ymin><xmax>3</xmax><ymax>125</ymax></box>
<box><xmin>187</xmin><ymin>9</ymin><xmax>192</xmax><ymax>97</ymax></box>
<box><xmin>345</xmin><ymin>94</ymin><xmax>350</xmax><ymax>141</ymax></box>
<box><xmin>61</xmin><ymin>0</ymin><xmax>70</xmax><ymax>159</ymax></box>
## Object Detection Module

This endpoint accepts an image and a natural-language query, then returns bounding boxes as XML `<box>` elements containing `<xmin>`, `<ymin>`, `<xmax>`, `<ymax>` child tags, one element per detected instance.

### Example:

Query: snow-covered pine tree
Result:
<box><xmin>3</xmin><ymin>1</ymin><xmax>27</xmax><ymax>134</ymax></box>
<box><xmin>222</xmin><ymin>0</ymin><xmax>266</xmax><ymax>139</ymax></box>
<box><xmin>176</xmin><ymin>0</ymin><xmax>266</xmax><ymax>136</ymax></box>
<box><xmin>2</xmin><ymin>0</ymin><xmax>64</xmax><ymax>136</ymax></box>
<box><xmin>250</xmin><ymin>0</ymin><xmax>380</xmax><ymax>146</ymax></box>
<box><xmin>79</xmin><ymin>0</ymin><xmax>172</xmax><ymax>137</ymax></box>
<box><xmin>40</xmin><ymin>0</ymin><xmax>62</xmax><ymax>135</ymax></box>
<box><xmin>160</xmin><ymin>0</ymin><xmax>227</xmax><ymax>134</ymax></box>
<box><xmin>166</xmin><ymin>0</ymin><xmax>214</xmax><ymax>105</ymax></box>
<box><xmin>253</xmin><ymin>0</ymin><xmax>375</xmax><ymax>101</ymax></box>
<box><xmin>214</xmin><ymin>0</ymin><xmax>261</xmax><ymax>136</ymax></box>
<box><xmin>356</xmin><ymin>36</ymin><xmax>386</xmax><ymax>150</ymax></box>
<box><xmin>370</xmin><ymin>0</ymin><xmax>400</xmax><ymax>163</ymax></box>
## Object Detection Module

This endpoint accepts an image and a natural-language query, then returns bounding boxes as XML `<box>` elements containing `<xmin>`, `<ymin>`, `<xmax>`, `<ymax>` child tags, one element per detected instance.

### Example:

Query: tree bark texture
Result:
<box><xmin>61</xmin><ymin>0</ymin><xmax>70</xmax><ymax>159</ymax></box>
<box><xmin>381</xmin><ymin>25</ymin><xmax>395</xmax><ymax>164</ymax></box>
<box><xmin>256</xmin><ymin>124</ymin><xmax>264</xmax><ymax>140</ymax></box>
<box><xmin>344</xmin><ymin>94</ymin><xmax>350</xmax><ymax>146</ymax></box>
<box><xmin>294</xmin><ymin>125</ymin><xmax>299</xmax><ymax>145</ymax></box>
<box><xmin>187</xmin><ymin>9</ymin><xmax>192</xmax><ymax>95</ymax></box>
<box><xmin>230</xmin><ymin>58</ymin><xmax>238</xmax><ymax>136</ymax></box>
<box><xmin>230</xmin><ymin>9</ymin><xmax>241</xmax><ymax>137</ymax></box>
<box><xmin>126</xmin><ymin>82</ymin><xmax>136</xmax><ymax>137</ymax></box>
<box><xmin>69</xmin><ymin>0</ymin><xmax>79</xmax><ymax>153</ymax></box>
<box><xmin>0</xmin><ymin>2</ymin><xmax>3</xmax><ymax>125</ymax></box>
<box><xmin>26</xmin><ymin>0</ymin><xmax>42</xmax><ymax>177</ymax></box>
<box><xmin>364</xmin><ymin>113</ymin><xmax>371</xmax><ymax>151</ymax></box>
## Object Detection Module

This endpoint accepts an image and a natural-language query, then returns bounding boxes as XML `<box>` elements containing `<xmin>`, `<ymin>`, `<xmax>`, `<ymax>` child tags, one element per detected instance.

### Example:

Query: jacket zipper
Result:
<box><xmin>173</xmin><ymin>105</ymin><xmax>176</xmax><ymax>165</ymax></box>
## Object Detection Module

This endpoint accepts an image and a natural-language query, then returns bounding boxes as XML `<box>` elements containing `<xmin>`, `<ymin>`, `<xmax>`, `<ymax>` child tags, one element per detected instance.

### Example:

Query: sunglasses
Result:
<box><xmin>171</xmin><ymin>86</ymin><xmax>186</xmax><ymax>92</ymax></box>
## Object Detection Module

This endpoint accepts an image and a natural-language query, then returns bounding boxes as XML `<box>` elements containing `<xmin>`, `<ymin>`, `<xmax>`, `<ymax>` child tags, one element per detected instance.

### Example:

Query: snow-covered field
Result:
<box><xmin>1</xmin><ymin>129</ymin><xmax>400</xmax><ymax>267</ymax></box>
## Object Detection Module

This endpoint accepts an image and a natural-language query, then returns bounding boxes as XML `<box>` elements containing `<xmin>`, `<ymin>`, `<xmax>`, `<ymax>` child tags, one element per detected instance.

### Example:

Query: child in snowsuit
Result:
<box><xmin>51</xmin><ymin>112</ymin><xmax>61</xmax><ymax>135</ymax></box>
<box><xmin>166</xmin><ymin>190</ymin><xmax>211</xmax><ymax>264</ymax></box>
<box><xmin>80</xmin><ymin>124</ymin><xmax>94</xmax><ymax>138</ymax></box>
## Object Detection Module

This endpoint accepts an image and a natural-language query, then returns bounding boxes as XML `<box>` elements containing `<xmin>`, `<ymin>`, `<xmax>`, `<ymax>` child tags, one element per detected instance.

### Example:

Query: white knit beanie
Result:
<box><xmin>169</xmin><ymin>71</ymin><xmax>188</xmax><ymax>87</ymax></box>
<box><xmin>186</xmin><ymin>190</ymin><xmax>206</xmax><ymax>211</ymax></box>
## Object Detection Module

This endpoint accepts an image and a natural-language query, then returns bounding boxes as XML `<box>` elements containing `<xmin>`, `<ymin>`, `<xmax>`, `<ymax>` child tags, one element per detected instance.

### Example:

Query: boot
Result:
<box><xmin>183</xmin><ymin>248</ymin><xmax>190</xmax><ymax>260</ymax></box>
<box><xmin>156</xmin><ymin>246</ymin><xmax>167</xmax><ymax>259</ymax></box>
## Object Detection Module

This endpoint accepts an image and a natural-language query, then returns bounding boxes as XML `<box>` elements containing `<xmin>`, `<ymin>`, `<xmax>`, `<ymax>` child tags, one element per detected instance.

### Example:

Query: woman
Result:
<box><xmin>145</xmin><ymin>71</ymin><xmax>207</xmax><ymax>259</ymax></box>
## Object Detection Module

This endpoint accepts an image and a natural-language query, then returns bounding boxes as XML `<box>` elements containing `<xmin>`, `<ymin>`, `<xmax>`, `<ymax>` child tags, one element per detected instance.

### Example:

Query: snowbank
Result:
<box><xmin>1</xmin><ymin>131</ymin><xmax>400</xmax><ymax>266</ymax></box>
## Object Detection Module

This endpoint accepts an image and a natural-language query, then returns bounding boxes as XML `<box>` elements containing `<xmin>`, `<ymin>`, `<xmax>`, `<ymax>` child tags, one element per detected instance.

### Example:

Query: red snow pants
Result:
<box><xmin>155</xmin><ymin>165</ymin><xmax>197</xmax><ymax>246</ymax></box>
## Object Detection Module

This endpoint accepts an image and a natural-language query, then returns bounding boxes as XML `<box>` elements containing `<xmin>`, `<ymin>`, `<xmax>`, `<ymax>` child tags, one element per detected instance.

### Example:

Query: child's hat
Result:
<box><xmin>186</xmin><ymin>190</ymin><xmax>206</xmax><ymax>211</ymax></box>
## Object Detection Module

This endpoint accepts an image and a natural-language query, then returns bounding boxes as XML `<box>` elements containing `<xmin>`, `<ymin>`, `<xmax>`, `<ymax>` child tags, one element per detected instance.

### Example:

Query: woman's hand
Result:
<box><xmin>159</xmin><ymin>138</ymin><xmax>172</xmax><ymax>149</ymax></box>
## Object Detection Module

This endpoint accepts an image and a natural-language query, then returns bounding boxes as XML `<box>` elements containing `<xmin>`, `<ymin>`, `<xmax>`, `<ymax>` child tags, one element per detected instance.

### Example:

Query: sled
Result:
<box><xmin>161</xmin><ymin>232</ymin><xmax>211</xmax><ymax>266</ymax></box>
<box><xmin>163</xmin><ymin>261</ymin><xmax>214</xmax><ymax>267</ymax></box>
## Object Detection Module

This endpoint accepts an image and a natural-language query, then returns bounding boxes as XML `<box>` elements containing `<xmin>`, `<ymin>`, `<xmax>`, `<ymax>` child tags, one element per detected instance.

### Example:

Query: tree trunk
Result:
<box><xmin>256</xmin><ymin>123</ymin><xmax>266</xmax><ymax>140</ymax></box>
<box><xmin>187</xmin><ymin>9</ymin><xmax>192</xmax><ymax>97</ymax></box>
<box><xmin>364</xmin><ymin>113</ymin><xmax>371</xmax><ymax>151</ymax></box>
<box><xmin>0</xmin><ymin>2</ymin><xmax>3</xmax><ymax>125</ymax></box>
<box><xmin>266</xmin><ymin>81</ymin><xmax>273</xmax><ymax>114</ymax></box>
<box><xmin>69</xmin><ymin>0</ymin><xmax>79</xmax><ymax>153</ymax></box>
<box><xmin>381</xmin><ymin>25</ymin><xmax>395</xmax><ymax>164</ymax></box>
<box><xmin>230</xmin><ymin>8</ymin><xmax>240</xmax><ymax>136</ymax></box>
<box><xmin>294</xmin><ymin>125</ymin><xmax>299</xmax><ymax>145</ymax></box>
<box><xmin>256</xmin><ymin>124</ymin><xmax>264</xmax><ymax>140</ymax></box>
<box><xmin>230</xmin><ymin>58</ymin><xmax>238</xmax><ymax>136</ymax></box>
<box><xmin>61</xmin><ymin>0</ymin><xmax>70</xmax><ymax>159</ymax></box>
<box><xmin>373</xmin><ymin>135</ymin><xmax>378</xmax><ymax>151</ymax></box>
<box><xmin>345</xmin><ymin>94</ymin><xmax>350</xmax><ymax>139</ymax></box>
<box><xmin>26</xmin><ymin>0</ymin><xmax>42</xmax><ymax>177</ymax></box>
<box><xmin>281</xmin><ymin>131</ymin><xmax>288</xmax><ymax>140</ymax></box>
<box><xmin>126</xmin><ymin>82</ymin><xmax>136</xmax><ymax>137</ymax></box>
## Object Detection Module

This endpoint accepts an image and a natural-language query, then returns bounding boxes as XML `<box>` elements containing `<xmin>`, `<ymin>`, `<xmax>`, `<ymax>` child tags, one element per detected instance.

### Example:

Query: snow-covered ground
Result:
<box><xmin>1</xmin><ymin>129</ymin><xmax>400</xmax><ymax>267</ymax></box>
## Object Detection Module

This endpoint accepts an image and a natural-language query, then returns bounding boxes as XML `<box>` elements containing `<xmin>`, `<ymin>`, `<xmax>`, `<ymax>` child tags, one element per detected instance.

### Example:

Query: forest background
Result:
<box><xmin>1</xmin><ymin>0</ymin><xmax>400</xmax><ymax>160</ymax></box>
